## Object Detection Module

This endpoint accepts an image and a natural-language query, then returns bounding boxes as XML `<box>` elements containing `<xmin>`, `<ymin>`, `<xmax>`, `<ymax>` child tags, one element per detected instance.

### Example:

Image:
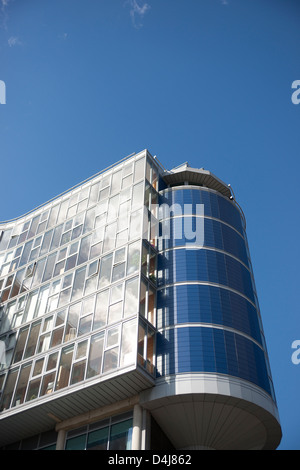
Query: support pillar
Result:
<box><xmin>131</xmin><ymin>403</ymin><xmax>143</xmax><ymax>450</ymax></box>
<box><xmin>56</xmin><ymin>429</ymin><xmax>66</xmax><ymax>450</ymax></box>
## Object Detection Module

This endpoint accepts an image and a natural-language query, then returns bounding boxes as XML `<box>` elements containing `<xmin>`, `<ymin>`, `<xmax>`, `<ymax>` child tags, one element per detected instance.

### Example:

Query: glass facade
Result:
<box><xmin>0</xmin><ymin>152</ymin><xmax>157</xmax><ymax>415</ymax></box>
<box><xmin>156</xmin><ymin>186</ymin><xmax>276</xmax><ymax>401</ymax></box>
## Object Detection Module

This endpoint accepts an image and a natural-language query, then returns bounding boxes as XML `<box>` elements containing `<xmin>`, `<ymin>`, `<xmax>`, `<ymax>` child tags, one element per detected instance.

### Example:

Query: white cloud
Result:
<box><xmin>127</xmin><ymin>0</ymin><xmax>150</xmax><ymax>29</ymax></box>
<box><xmin>8</xmin><ymin>35</ymin><xmax>22</xmax><ymax>47</ymax></box>
<box><xmin>1</xmin><ymin>0</ymin><xmax>12</xmax><ymax>30</ymax></box>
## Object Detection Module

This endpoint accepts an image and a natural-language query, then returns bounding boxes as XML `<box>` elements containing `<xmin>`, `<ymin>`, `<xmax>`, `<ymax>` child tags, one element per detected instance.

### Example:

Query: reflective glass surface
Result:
<box><xmin>156</xmin><ymin>326</ymin><xmax>272</xmax><ymax>396</ymax></box>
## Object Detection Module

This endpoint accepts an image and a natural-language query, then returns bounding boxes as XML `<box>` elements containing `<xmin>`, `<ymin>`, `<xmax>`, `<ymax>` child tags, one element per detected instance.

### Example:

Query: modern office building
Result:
<box><xmin>0</xmin><ymin>149</ymin><xmax>281</xmax><ymax>450</ymax></box>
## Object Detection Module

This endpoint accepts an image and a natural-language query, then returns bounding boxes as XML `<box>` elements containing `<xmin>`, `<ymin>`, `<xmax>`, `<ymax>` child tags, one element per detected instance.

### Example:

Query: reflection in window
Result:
<box><xmin>109</xmin><ymin>419</ymin><xmax>133</xmax><ymax>450</ymax></box>
<box><xmin>127</xmin><ymin>241</ymin><xmax>140</xmax><ymax>276</ymax></box>
<box><xmin>40</xmin><ymin>371</ymin><xmax>56</xmax><ymax>396</ymax></box>
<box><xmin>70</xmin><ymin>359</ymin><xmax>86</xmax><ymax>385</ymax></box>
<box><xmin>0</xmin><ymin>368</ymin><xmax>18</xmax><ymax>410</ymax></box>
<box><xmin>13</xmin><ymin>327</ymin><xmax>29</xmax><ymax>363</ymax></box>
<box><xmin>12</xmin><ymin>362</ymin><xmax>31</xmax><ymax>407</ymax></box>
<box><xmin>87</xmin><ymin>332</ymin><xmax>104</xmax><ymax>379</ymax></box>
<box><xmin>94</xmin><ymin>290</ymin><xmax>109</xmax><ymax>330</ymax></box>
<box><xmin>120</xmin><ymin>320</ymin><xmax>137</xmax><ymax>367</ymax></box>
<box><xmin>24</xmin><ymin>321</ymin><xmax>41</xmax><ymax>359</ymax></box>
<box><xmin>99</xmin><ymin>254</ymin><xmax>113</xmax><ymax>289</ymax></box>
<box><xmin>124</xmin><ymin>277</ymin><xmax>139</xmax><ymax>317</ymax></box>
<box><xmin>103</xmin><ymin>347</ymin><xmax>118</xmax><ymax>374</ymax></box>
<box><xmin>86</xmin><ymin>427</ymin><xmax>109</xmax><ymax>450</ymax></box>
<box><xmin>55</xmin><ymin>344</ymin><xmax>74</xmax><ymax>391</ymax></box>
<box><xmin>26</xmin><ymin>377</ymin><xmax>41</xmax><ymax>402</ymax></box>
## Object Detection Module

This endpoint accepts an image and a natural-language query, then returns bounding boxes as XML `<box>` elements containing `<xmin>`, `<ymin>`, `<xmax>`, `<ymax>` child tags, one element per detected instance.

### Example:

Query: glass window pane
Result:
<box><xmin>66</xmin><ymin>435</ymin><xmax>86</xmax><ymax>450</ymax></box>
<box><xmin>108</xmin><ymin>302</ymin><xmax>122</xmax><ymax>324</ymax></box>
<box><xmin>42</xmin><ymin>253</ymin><xmax>56</xmax><ymax>283</ymax></box>
<box><xmin>120</xmin><ymin>320</ymin><xmax>137</xmax><ymax>367</ymax></box>
<box><xmin>24</xmin><ymin>290</ymin><xmax>38</xmax><ymax>323</ymax></box>
<box><xmin>99</xmin><ymin>255</ymin><xmax>113</xmax><ymax>289</ymax></box>
<box><xmin>50</xmin><ymin>327</ymin><xmax>64</xmax><ymax>348</ymax></box>
<box><xmin>70</xmin><ymin>359</ymin><xmax>86</xmax><ymax>385</ymax></box>
<box><xmin>148</xmin><ymin>287</ymin><xmax>155</xmax><ymax>325</ymax></box>
<box><xmin>112</xmin><ymin>262</ymin><xmax>125</xmax><ymax>283</ymax></box>
<box><xmin>47</xmin><ymin>352</ymin><xmax>58</xmax><ymax>371</ymax></box>
<box><xmin>103</xmin><ymin>347</ymin><xmax>118</xmax><ymax>373</ymax></box>
<box><xmin>24</xmin><ymin>321</ymin><xmax>41</xmax><ymax>359</ymax></box>
<box><xmin>106</xmin><ymin>327</ymin><xmax>119</xmax><ymax>348</ymax></box>
<box><xmin>146</xmin><ymin>328</ymin><xmax>155</xmax><ymax>374</ymax></box>
<box><xmin>94</xmin><ymin>290</ymin><xmax>109</xmax><ymax>330</ymax></box>
<box><xmin>138</xmin><ymin>322</ymin><xmax>146</xmax><ymax>366</ymax></box>
<box><xmin>77</xmin><ymin>235</ymin><xmax>92</xmax><ymax>265</ymax></box>
<box><xmin>87</xmin><ymin>427</ymin><xmax>109</xmax><ymax>450</ymax></box>
<box><xmin>37</xmin><ymin>333</ymin><xmax>51</xmax><ymax>354</ymax></box>
<box><xmin>65</xmin><ymin>302</ymin><xmax>81</xmax><ymax>341</ymax></box>
<box><xmin>55</xmin><ymin>344</ymin><xmax>74</xmax><ymax>391</ymax></box>
<box><xmin>1</xmin><ymin>369</ymin><xmax>18</xmax><ymax>411</ymax></box>
<box><xmin>78</xmin><ymin>314</ymin><xmax>92</xmax><ymax>336</ymax></box>
<box><xmin>87</xmin><ymin>333</ymin><xmax>104</xmax><ymax>379</ymax></box>
<box><xmin>129</xmin><ymin>210</ymin><xmax>142</xmax><ymax>240</ymax></box>
<box><xmin>33</xmin><ymin>358</ymin><xmax>44</xmax><ymax>376</ymax></box>
<box><xmin>36</xmin><ymin>284</ymin><xmax>50</xmax><ymax>317</ymax></box>
<box><xmin>114</xmin><ymin>247</ymin><xmax>126</xmax><ymax>264</ymax></box>
<box><xmin>81</xmin><ymin>296</ymin><xmax>95</xmax><ymax>316</ymax></box>
<box><xmin>25</xmin><ymin>377</ymin><xmax>41</xmax><ymax>402</ymax></box>
<box><xmin>111</xmin><ymin>170</ymin><xmax>122</xmax><ymax>195</ymax></box>
<box><xmin>110</xmin><ymin>283</ymin><xmax>123</xmax><ymax>304</ymax></box>
<box><xmin>13</xmin><ymin>327</ymin><xmax>29</xmax><ymax>363</ymax></box>
<box><xmin>12</xmin><ymin>362</ymin><xmax>31</xmax><ymax>406</ymax></box>
<box><xmin>132</xmin><ymin>182</ymin><xmax>144</xmax><ymax>210</ymax></box>
<box><xmin>103</xmin><ymin>223</ymin><xmax>117</xmax><ymax>253</ymax></box>
<box><xmin>71</xmin><ymin>266</ymin><xmax>86</xmax><ymax>302</ymax></box>
<box><xmin>40</xmin><ymin>371</ymin><xmax>56</xmax><ymax>396</ymax></box>
<box><xmin>140</xmin><ymin>282</ymin><xmax>147</xmax><ymax>318</ymax></box>
<box><xmin>109</xmin><ymin>419</ymin><xmax>133</xmax><ymax>450</ymax></box>
<box><xmin>75</xmin><ymin>340</ymin><xmax>88</xmax><ymax>360</ymax></box>
<box><xmin>134</xmin><ymin>158</ymin><xmax>145</xmax><ymax>182</ymax></box>
<box><xmin>124</xmin><ymin>277</ymin><xmax>139</xmax><ymax>317</ymax></box>
<box><xmin>127</xmin><ymin>241</ymin><xmax>140</xmax><ymax>276</ymax></box>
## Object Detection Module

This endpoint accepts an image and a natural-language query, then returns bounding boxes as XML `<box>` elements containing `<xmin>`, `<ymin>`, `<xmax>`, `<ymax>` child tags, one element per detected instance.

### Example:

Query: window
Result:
<box><xmin>65</xmin><ymin>413</ymin><xmax>133</xmax><ymax>450</ymax></box>
<box><xmin>86</xmin><ymin>332</ymin><xmax>104</xmax><ymax>379</ymax></box>
<box><xmin>55</xmin><ymin>344</ymin><xmax>74</xmax><ymax>391</ymax></box>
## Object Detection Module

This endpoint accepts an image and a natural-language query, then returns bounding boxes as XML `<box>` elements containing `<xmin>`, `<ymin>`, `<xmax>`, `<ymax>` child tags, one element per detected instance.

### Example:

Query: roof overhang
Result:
<box><xmin>0</xmin><ymin>366</ymin><xmax>154</xmax><ymax>447</ymax></box>
<box><xmin>162</xmin><ymin>164</ymin><xmax>232</xmax><ymax>199</ymax></box>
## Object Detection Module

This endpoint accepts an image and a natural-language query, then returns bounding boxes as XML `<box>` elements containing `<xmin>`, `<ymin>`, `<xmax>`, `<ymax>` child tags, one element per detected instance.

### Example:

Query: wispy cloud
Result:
<box><xmin>0</xmin><ymin>0</ymin><xmax>10</xmax><ymax>29</ymax></box>
<box><xmin>8</xmin><ymin>35</ymin><xmax>22</xmax><ymax>47</ymax></box>
<box><xmin>126</xmin><ymin>0</ymin><xmax>150</xmax><ymax>29</ymax></box>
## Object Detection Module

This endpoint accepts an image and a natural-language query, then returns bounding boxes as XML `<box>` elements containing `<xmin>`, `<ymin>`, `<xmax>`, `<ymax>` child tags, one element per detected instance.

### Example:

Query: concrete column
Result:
<box><xmin>131</xmin><ymin>404</ymin><xmax>143</xmax><ymax>450</ymax></box>
<box><xmin>56</xmin><ymin>429</ymin><xmax>66</xmax><ymax>450</ymax></box>
<box><xmin>141</xmin><ymin>409</ymin><xmax>151</xmax><ymax>450</ymax></box>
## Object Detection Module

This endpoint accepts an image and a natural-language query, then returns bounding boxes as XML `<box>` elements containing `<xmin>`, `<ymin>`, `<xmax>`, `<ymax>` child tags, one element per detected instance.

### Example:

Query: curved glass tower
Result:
<box><xmin>0</xmin><ymin>150</ymin><xmax>281</xmax><ymax>450</ymax></box>
<box><xmin>140</xmin><ymin>160</ymin><xmax>282</xmax><ymax>450</ymax></box>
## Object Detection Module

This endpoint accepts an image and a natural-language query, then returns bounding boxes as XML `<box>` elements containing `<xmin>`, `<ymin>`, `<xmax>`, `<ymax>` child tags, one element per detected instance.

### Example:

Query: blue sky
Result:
<box><xmin>0</xmin><ymin>0</ymin><xmax>300</xmax><ymax>450</ymax></box>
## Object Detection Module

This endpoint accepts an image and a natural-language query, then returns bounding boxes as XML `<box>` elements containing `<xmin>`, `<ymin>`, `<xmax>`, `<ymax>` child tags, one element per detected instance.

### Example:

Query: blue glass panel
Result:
<box><xmin>156</xmin><ymin>326</ymin><xmax>271</xmax><ymax>395</ymax></box>
<box><xmin>160</xmin><ymin>188</ymin><xmax>244</xmax><ymax>235</ymax></box>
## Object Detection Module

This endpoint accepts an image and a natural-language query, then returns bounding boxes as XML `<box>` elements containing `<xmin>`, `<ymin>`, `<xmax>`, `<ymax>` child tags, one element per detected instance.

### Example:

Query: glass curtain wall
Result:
<box><xmin>0</xmin><ymin>153</ymin><xmax>154</xmax><ymax>413</ymax></box>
